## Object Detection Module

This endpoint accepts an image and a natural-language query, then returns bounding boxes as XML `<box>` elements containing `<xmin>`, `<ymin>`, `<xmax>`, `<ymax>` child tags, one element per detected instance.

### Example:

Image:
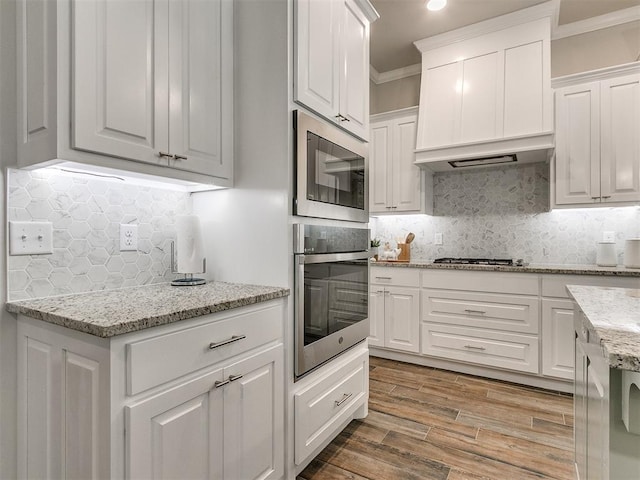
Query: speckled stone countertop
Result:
<box><xmin>567</xmin><ymin>285</ymin><xmax>640</xmax><ymax>371</ymax></box>
<box><xmin>6</xmin><ymin>282</ymin><xmax>290</xmax><ymax>338</ymax></box>
<box><xmin>371</xmin><ymin>260</ymin><xmax>640</xmax><ymax>277</ymax></box>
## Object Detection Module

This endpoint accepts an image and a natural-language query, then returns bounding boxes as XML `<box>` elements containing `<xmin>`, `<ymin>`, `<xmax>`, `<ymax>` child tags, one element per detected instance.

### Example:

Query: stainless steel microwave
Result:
<box><xmin>294</xmin><ymin>111</ymin><xmax>369</xmax><ymax>223</ymax></box>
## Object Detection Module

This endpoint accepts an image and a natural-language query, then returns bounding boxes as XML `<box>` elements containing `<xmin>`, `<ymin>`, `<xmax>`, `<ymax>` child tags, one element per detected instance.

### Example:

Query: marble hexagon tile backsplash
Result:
<box><xmin>7</xmin><ymin>168</ymin><xmax>192</xmax><ymax>300</ymax></box>
<box><xmin>373</xmin><ymin>163</ymin><xmax>640</xmax><ymax>265</ymax></box>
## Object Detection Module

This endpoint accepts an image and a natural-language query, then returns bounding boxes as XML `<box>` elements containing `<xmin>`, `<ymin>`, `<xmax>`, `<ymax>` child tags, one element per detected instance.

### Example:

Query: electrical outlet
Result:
<box><xmin>435</xmin><ymin>233</ymin><xmax>443</xmax><ymax>245</ymax></box>
<box><xmin>603</xmin><ymin>231</ymin><xmax>615</xmax><ymax>243</ymax></box>
<box><xmin>9</xmin><ymin>221</ymin><xmax>53</xmax><ymax>255</ymax></box>
<box><xmin>120</xmin><ymin>224</ymin><xmax>138</xmax><ymax>251</ymax></box>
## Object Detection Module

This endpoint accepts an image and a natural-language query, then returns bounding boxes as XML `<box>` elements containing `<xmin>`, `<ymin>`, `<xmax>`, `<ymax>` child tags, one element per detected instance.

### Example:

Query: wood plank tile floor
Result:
<box><xmin>299</xmin><ymin>356</ymin><xmax>574</xmax><ymax>480</ymax></box>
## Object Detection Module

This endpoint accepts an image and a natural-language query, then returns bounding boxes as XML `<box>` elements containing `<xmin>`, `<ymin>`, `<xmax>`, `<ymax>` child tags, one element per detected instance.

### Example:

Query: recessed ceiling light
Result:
<box><xmin>426</xmin><ymin>0</ymin><xmax>447</xmax><ymax>11</ymax></box>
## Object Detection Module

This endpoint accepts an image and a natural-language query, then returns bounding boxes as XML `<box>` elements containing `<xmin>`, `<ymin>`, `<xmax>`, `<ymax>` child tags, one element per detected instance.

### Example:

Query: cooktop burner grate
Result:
<box><xmin>433</xmin><ymin>257</ymin><xmax>516</xmax><ymax>266</ymax></box>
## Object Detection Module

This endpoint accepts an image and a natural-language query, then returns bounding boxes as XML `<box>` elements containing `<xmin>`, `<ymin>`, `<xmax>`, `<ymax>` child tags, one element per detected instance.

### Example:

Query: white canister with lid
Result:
<box><xmin>624</xmin><ymin>239</ymin><xmax>640</xmax><ymax>268</ymax></box>
<box><xmin>596</xmin><ymin>242</ymin><xmax>617</xmax><ymax>266</ymax></box>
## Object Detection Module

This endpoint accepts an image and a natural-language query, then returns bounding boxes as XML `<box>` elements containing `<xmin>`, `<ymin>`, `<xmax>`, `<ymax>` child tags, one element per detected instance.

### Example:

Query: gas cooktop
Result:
<box><xmin>433</xmin><ymin>257</ymin><xmax>525</xmax><ymax>266</ymax></box>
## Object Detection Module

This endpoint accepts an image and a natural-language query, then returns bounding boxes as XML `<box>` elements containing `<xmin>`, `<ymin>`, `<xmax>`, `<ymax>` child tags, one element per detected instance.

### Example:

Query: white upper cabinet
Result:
<box><xmin>413</xmin><ymin>3</ymin><xmax>554</xmax><ymax>165</ymax></box>
<box><xmin>553</xmin><ymin>64</ymin><xmax>640</xmax><ymax>207</ymax></box>
<box><xmin>370</xmin><ymin>107</ymin><xmax>432</xmax><ymax>214</ymax></box>
<box><xmin>294</xmin><ymin>0</ymin><xmax>378</xmax><ymax>141</ymax></box>
<box><xmin>17</xmin><ymin>0</ymin><xmax>233</xmax><ymax>187</ymax></box>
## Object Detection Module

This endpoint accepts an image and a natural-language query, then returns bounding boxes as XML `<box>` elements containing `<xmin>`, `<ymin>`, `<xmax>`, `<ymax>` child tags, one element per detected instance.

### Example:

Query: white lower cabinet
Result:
<box><xmin>369</xmin><ymin>267</ymin><xmax>420</xmax><ymax>353</ymax></box>
<box><xmin>17</xmin><ymin>300</ymin><xmax>285</xmax><ymax>480</ymax></box>
<box><xmin>293</xmin><ymin>345</ymin><xmax>368</xmax><ymax>467</ymax></box>
<box><xmin>128</xmin><ymin>344</ymin><xmax>283</xmax><ymax>480</ymax></box>
<box><xmin>422</xmin><ymin>270</ymin><xmax>540</xmax><ymax>375</ymax></box>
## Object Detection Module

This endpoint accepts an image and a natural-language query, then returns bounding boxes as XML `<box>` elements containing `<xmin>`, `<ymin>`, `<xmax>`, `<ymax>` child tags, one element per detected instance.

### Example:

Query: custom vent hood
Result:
<box><xmin>413</xmin><ymin>2</ymin><xmax>556</xmax><ymax>172</ymax></box>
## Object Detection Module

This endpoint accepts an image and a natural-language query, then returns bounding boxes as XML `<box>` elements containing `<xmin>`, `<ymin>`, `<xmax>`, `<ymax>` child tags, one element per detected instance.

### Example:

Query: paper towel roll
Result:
<box><xmin>176</xmin><ymin>215</ymin><xmax>205</xmax><ymax>274</ymax></box>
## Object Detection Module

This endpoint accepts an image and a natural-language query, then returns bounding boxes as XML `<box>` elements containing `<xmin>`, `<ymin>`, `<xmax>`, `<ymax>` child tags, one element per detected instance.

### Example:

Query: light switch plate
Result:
<box><xmin>434</xmin><ymin>233</ymin><xmax>443</xmax><ymax>245</ymax></box>
<box><xmin>9</xmin><ymin>221</ymin><xmax>53</xmax><ymax>255</ymax></box>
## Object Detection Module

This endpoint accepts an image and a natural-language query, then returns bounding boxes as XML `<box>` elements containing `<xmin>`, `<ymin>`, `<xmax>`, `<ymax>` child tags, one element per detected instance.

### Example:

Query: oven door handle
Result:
<box><xmin>298</xmin><ymin>250</ymin><xmax>372</xmax><ymax>264</ymax></box>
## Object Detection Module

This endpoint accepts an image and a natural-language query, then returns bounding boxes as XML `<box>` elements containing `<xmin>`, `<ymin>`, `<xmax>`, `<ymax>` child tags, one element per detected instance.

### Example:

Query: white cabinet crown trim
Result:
<box><xmin>552</xmin><ymin>61</ymin><xmax>640</xmax><ymax>89</ymax></box>
<box><xmin>414</xmin><ymin>1</ymin><xmax>556</xmax><ymax>53</ymax></box>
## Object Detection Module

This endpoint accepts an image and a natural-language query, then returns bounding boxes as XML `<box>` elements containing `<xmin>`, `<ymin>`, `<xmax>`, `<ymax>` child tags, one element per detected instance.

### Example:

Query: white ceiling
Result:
<box><xmin>369</xmin><ymin>0</ymin><xmax>640</xmax><ymax>73</ymax></box>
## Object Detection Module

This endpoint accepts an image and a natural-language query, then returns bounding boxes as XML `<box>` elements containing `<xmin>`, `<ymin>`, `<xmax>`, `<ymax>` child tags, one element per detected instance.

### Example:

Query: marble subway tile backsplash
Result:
<box><xmin>7</xmin><ymin>168</ymin><xmax>192</xmax><ymax>300</ymax></box>
<box><xmin>372</xmin><ymin>163</ymin><xmax>640</xmax><ymax>265</ymax></box>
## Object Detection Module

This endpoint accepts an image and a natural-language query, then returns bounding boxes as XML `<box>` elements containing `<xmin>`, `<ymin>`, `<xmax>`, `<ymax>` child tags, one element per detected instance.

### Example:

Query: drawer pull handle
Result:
<box><xmin>209</xmin><ymin>335</ymin><xmax>246</xmax><ymax>350</ymax></box>
<box><xmin>228</xmin><ymin>374</ymin><xmax>244</xmax><ymax>383</ymax></box>
<box><xmin>158</xmin><ymin>151</ymin><xmax>172</xmax><ymax>158</ymax></box>
<box><xmin>375</xmin><ymin>276</ymin><xmax>392</xmax><ymax>280</ymax></box>
<box><xmin>464</xmin><ymin>345</ymin><xmax>486</xmax><ymax>351</ymax></box>
<box><xmin>335</xmin><ymin>393</ymin><xmax>353</xmax><ymax>407</ymax></box>
<box><xmin>214</xmin><ymin>379</ymin><xmax>230</xmax><ymax>388</ymax></box>
<box><xmin>464</xmin><ymin>309</ymin><xmax>486</xmax><ymax>315</ymax></box>
<box><xmin>173</xmin><ymin>154</ymin><xmax>188</xmax><ymax>161</ymax></box>
<box><xmin>601</xmin><ymin>195</ymin><xmax>611</xmax><ymax>199</ymax></box>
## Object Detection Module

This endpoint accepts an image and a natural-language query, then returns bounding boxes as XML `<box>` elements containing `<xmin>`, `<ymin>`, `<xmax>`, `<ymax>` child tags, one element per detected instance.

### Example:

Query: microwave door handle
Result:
<box><xmin>300</xmin><ymin>251</ymin><xmax>372</xmax><ymax>264</ymax></box>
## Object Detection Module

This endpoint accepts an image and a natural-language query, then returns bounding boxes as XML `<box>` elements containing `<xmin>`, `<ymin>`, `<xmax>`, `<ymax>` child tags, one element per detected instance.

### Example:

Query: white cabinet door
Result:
<box><xmin>555</xmin><ymin>82</ymin><xmax>600</xmax><ymax>205</ymax></box>
<box><xmin>542</xmin><ymin>299</ymin><xmax>575</xmax><ymax>380</ymax></box>
<box><xmin>339</xmin><ymin>0</ymin><xmax>369</xmax><ymax>140</ymax></box>
<box><xmin>600</xmin><ymin>73</ymin><xmax>640</xmax><ymax>204</ymax></box>
<box><xmin>126</xmin><ymin>368</ymin><xmax>225</xmax><ymax>480</ymax></box>
<box><xmin>586</xmin><ymin>360</ymin><xmax>608</xmax><ymax>480</ymax></box>
<box><xmin>73</xmin><ymin>0</ymin><xmax>168</xmax><ymax>166</ymax></box>
<box><xmin>392</xmin><ymin>115</ymin><xmax>421</xmax><ymax>212</ymax></box>
<box><xmin>368</xmin><ymin>289</ymin><xmax>385</xmax><ymax>348</ymax></box>
<box><xmin>294</xmin><ymin>0</ymin><xmax>340</xmax><ymax>122</ymax></box>
<box><xmin>18</xmin><ymin>323</ymin><xmax>111</xmax><ymax>480</ymax></box>
<box><xmin>223</xmin><ymin>345</ymin><xmax>284</xmax><ymax>480</ymax></box>
<box><xmin>385</xmin><ymin>287</ymin><xmax>420</xmax><ymax>353</ymax></box>
<box><xmin>167</xmin><ymin>0</ymin><xmax>233</xmax><ymax>180</ymax></box>
<box><xmin>369</xmin><ymin>120</ymin><xmax>392</xmax><ymax>213</ymax></box>
<box><xmin>574</xmin><ymin>335</ymin><xmax>588</xmax><ymax>480</ymax></box>
<box><xmin>370</xmin><ymin>109</ymin><xmax>424</xmax><ymax>215</ymax></box>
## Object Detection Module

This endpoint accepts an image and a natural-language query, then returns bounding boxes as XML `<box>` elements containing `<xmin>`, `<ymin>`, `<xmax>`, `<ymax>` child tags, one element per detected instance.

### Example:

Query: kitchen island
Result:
<box><xmin>568</xmin><ymin>285</ymin><xmax>640</xmax><ymax>480</ymax></box>
<box><xmin>7</xmin><ymin>281</ymin><xmax>289</xmax><ymax>480</ymax></box>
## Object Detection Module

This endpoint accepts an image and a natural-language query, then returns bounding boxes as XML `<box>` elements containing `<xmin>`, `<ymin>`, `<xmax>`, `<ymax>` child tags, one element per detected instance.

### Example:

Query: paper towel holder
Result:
<box><xmin>170</xmin><ymin>241</ymin><xmax>207</xmax><ymax>286</ymax></box>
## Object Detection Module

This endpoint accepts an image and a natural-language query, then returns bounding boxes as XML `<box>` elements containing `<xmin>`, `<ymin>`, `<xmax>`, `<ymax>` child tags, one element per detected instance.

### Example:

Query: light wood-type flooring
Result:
<box><xmin>299</xmin><ymin>356</ymin><xmax>574</xmax><ymax>480</ymax></box>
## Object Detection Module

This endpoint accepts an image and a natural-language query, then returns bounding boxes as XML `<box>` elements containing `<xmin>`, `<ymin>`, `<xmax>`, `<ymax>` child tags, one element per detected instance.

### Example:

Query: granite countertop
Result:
<box><xmin>6</xmin><ymin>281</ymin><xmax>290</xmax><ymax>338</ymax></box>
<box><xmin>567</xmin><ymin>285</ymin><xmax>640</xmax><ymax>372</ymax></box>
<box><xmin>371</xmin><ymin>260</ymin><xmax>640</xmax><ymax>277</ymax></box>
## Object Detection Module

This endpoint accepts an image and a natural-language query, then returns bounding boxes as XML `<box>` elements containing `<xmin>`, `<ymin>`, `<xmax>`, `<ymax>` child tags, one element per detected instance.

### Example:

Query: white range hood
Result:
<box><xmin>413</xmin><ymin>2</ymin><xmax>556</xmax><ymax>172</ymax></box>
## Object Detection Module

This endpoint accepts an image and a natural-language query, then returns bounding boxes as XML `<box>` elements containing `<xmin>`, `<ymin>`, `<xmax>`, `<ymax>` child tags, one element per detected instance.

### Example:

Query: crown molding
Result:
<box><xmin>551</xmin><ymin>61</ymin><xmax>640</xmax><ymax>88</ymax></box>
<box><xmin>369</xmin><ymin>63</ymin><xmax>421</xmax><ymax>85</ymax></box>
<box><xmin>353</xmin><ymin>0</ymin><xmax>380</xmax><ymax>23</ymax></box>
<box><xmin>414</xmin><ymin>0</ymin><xmax>556</xmax><ymax>53</ymax></box>
<box><xmin>552</xmin><ymin>5</ymin><xmax>640</xmax><ymax>40</ymax></box>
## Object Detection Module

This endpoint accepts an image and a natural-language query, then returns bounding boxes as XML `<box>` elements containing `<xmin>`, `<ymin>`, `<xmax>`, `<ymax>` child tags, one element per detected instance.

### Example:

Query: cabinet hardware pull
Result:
<box><xmin>464</xmin><ymin>345</ymin><xmax>486</xmax><ymax>351</ymax></box>
<box><xmin>214</xmin><ymin>379</ymin><xmax>230</xmax><ymax>388</ymax></box>
<box><xmin>591</xmin><ymin>196</ymin><xmax>601</xmax><ymax>200</ymax></box>
<box><xmin>375</xmin><ymin>276</ymin><xmax>392</xmax><ymax>280</ymax></box>
<box><xmin>464</xmin><ymin>309</ymin><xmax>486</xmax><ymax>315</ymax></box>
<box><xmin>376</xmin><ymin>290</ymin><xmax>384</xmax><ymax>293</ymax></box>
<box><xmin>228</xmin><ymin>374</ymin><xmax>244</xmax><ymax>383</ymax></box>
<box><xmin>391</xmin><ymin>206</ymin><xmax>397</xmax><ymax>209</ymax></box>
<box><xmin>335</xmin><ymin>392</ymin><xmax>353</xmax><ymax>407</ymax></box>
<box><xmin>158</xmin><ymin>151</ymin><xmax>172</xmax><ymax>158</ymax></box>
<box><xmin>173</xmin><ymin>154</ymin><xmax>188</xmax><ymax>161</ymax></box>
<box><xmin>209</xmin><ymin>335</ymin><xmax>246</xmax><ymax>350</ymax></box>
<box><xmin>601</xmin><ymin>195</ymin><xmax>611</xmax><ymax>199</ymax></box>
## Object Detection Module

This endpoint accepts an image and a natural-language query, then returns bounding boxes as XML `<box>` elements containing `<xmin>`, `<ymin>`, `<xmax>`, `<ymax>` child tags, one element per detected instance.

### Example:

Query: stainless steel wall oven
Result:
<box><xmin>294</xmin><ymin>224</ymin><xmax>370</xmax><ymax>380</ymax></box>
<box><xmin>294</xmin><ymin>110</ymin><xmax>369</xmax><ymax>223</ymax></box>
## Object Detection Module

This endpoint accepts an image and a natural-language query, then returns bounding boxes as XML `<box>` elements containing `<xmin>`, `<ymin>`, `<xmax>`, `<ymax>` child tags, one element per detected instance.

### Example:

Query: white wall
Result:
<box><xmin>0</xmin><ymin>0</ymin><xmax>17</xmax><ymax>477</ymax></box>
<box><xmin>193</xmin><ymin>0</ymin><xmax>291</xmax><ymax>288</ymax></box>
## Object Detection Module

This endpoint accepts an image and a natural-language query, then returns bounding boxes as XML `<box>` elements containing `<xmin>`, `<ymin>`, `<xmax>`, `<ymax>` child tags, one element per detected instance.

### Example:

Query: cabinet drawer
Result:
<box><xmin>541</xmin><ymin>274</ymin><xmax>639</xmax><ymax>298</ymax></box>
<box><xmin>422</xmin><ymin>270</ymin><xmax>539</xmax><ymax>295</ymax></box>
<box><xmin>370</xmin><ymin>267</ymin><xmax>419</xmax><ymax>287</ymax></box>
<box><xmin>127</xmin><ymin>304</ymin><xmax>282</xmax><ymax>395</ymax></box>
<box><xmin>421</xmin><ymin>324</ymin><xmax>539</xmax><ymax>374</ymax></box>
<box><xmin>423</xmin><ymin>290</ymin><xmax>539</xmax><ymax>334</ymax></box>
<box><xmin>294</xmin><ymin>348</ymin><xmax>368</xmax><ymax>465</ymax></box>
